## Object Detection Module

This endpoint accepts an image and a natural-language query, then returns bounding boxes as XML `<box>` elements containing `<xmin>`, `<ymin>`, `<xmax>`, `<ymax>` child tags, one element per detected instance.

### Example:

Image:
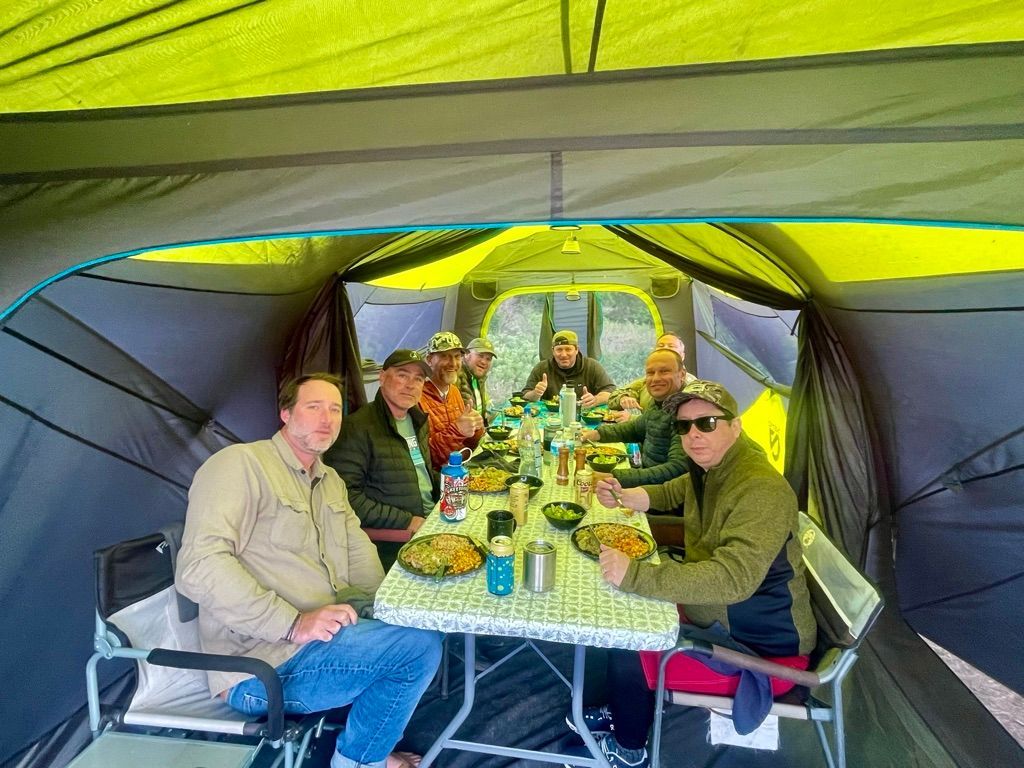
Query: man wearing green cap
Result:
<box><xmin>458</xmin><ymin>336</ymin><xmax>497</xmax><ymax>419</ymax></box>
<box><xmin>520</xmin><ymin>329</ymin><xmax>615</xmax><ymax>408</ymax></box>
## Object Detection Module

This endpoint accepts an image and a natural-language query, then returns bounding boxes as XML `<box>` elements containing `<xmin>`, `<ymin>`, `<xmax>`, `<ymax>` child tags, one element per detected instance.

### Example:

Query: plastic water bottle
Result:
<box><xmin>518</xmin><ymin>406</ymin><xmax>542</xmax><ymax>479</ymax></box>
<box><xmin>559</xmin><ymin>384</ymin><xmax>576</xmax><ymax>429</ymax></box>
<box><xmin>440</xmin><ymin>451</ymin><xmax>469</xmax><ymax>522</ymax></box>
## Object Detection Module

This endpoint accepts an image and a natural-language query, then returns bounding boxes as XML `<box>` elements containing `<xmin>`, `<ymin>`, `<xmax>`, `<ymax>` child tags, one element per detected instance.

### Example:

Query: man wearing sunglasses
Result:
<box><xmin>574</xmin><ymin>380</ymin><xmax>816</xmax><ymax>768</ymax></box>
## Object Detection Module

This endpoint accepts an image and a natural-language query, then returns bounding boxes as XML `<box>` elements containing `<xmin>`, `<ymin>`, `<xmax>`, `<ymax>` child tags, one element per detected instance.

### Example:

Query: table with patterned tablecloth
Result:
<box><xmin>374</xmin><ymin>454</ymin><xmax>679</xmax><ymax>768</ymax></box>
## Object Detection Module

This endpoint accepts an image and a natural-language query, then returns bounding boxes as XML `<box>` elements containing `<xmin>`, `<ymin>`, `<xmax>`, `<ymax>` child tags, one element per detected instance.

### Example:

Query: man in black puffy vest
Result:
<box><xmin>326</xmin><ymin>349</ymin><xmax>440</xmax><ymax>544</ymax></box>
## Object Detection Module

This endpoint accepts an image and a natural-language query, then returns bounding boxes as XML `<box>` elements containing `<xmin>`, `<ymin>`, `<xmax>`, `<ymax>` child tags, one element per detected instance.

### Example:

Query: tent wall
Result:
<box><xmin>4</xmin><ymin>45</ymin><xmax>1024</xmax><ymax>318</ymax></box>
<box><xmin>825</xmin><ymin>270</ymin><xmax>1024</xmax><ymax>695</ymax></box>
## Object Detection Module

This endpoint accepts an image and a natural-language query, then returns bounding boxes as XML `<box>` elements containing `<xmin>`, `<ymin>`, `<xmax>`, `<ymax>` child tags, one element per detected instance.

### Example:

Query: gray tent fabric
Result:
<box><xmin>2</xmin><ymin>37</ymin><xmax>1024</xmax><ymax>768</ymax></box>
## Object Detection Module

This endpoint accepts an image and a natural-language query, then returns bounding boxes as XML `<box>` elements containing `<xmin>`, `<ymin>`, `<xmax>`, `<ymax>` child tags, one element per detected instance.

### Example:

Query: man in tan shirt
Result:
<box><xmin>177</xmin><ymin>374</ymin><xmax>441</xmax><ymax>768</ymax></box>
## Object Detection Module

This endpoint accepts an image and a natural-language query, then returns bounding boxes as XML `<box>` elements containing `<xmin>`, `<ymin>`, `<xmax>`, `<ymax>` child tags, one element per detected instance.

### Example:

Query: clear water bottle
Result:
<box><xmin>518</xmin><ymin>406</ymin><xmax>542</xmax><ymax>479</ymax></box>
<box><xmin>439</xmin><ymin>451</ymin><xmax>469</xmax><ymax>522</ymax></box>
<box><xmin>559</xmin><ymin>384</ymin><xmax>576</xmax><ymax>428</ymax></box>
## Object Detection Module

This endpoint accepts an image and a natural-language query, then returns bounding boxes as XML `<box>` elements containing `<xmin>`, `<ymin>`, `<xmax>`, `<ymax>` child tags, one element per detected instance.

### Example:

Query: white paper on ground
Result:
<box><xmin>708</xmin><ymin>712</ymin><xmax>780</xmax><ymax>750</ymax></box>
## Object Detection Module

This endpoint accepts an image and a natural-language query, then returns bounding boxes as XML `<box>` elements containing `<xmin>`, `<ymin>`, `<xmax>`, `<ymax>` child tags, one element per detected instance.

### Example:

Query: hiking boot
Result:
<box><xmin>565</xmin><ymin>704</ymin><xmax>615</xmax><ymax>737</ymax></box>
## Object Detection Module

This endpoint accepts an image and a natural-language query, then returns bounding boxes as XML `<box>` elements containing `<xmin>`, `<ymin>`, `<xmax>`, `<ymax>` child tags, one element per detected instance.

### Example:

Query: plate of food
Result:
<box><xmin>467</xmin><ymin>466</ymin><xmax>513</xmax><ymax>493</ymax></box>
<box><xmin>584</xmin><ymin>444</ymin><xmax>628</xmax><ymax>462</ymax></box>
<box><xmin>397</xmin><ymin>533</ymin><xmax>488</xmax><ymax>579</ymax></box>
<box><xmin>478</xmin><ymin>438</ymin><xmax>513</xmax><ymax>454</ymax></box>
<box><xmin>571</xmin><ymin>523</ymin><xmax>656</xmax><ymax>561</ymax></box>
<box><xmin>503</xmin><ymin>405</ymin><xmax>525</xmax><ymax>418</ymax></box>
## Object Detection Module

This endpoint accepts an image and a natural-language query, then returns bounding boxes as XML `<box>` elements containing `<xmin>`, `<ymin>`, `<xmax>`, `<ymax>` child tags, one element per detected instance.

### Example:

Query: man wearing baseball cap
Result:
<box><xmin>575</xmin><ymin>379</ymin><xmax>816</xmax><ymax>767</ymax></box>
<box><xmin>520</xmin><ymin>329</ymin><xmax>615</xmax><ymax>409</ymax></box>
<box><xmin>420</xmin><ymin>331</ymin><xmax>484</xmax><ymax>470</ymax></box>
<box><xmin>458</xmin><ymin>337</ymin><xmax>497</xmax><ymax>419</ymax></box>
<box><xmin>326</xmin><ymin>349</ymin><xmax>439</xmax><ymax>554</ymax></box>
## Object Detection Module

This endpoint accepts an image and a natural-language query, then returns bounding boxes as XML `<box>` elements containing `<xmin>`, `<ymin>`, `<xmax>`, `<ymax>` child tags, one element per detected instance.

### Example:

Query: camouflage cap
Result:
<box><xmin>426</xmin><ymin>331</ymin><xmax>466</xmax><ymax>354</ymax></box>
<box><xmin>661</xmin><ymin>379</ymin><xmax>739</xmax><ymax>419</ymax></box>
<box><xmin>467</xmin><ymin>337</ymin><xmax>497</xmax><ymax>357</ymax></box>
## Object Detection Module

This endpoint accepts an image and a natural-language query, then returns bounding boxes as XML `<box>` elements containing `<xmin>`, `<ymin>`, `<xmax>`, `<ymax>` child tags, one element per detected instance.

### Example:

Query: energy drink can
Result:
<box><xmin>626</xmin><ymin>442</ymin><xmax>642</xmax><ymax>468</ymax></box>
<box><xmin>509</xmin><ymin>481</ymin><xmax>530</xmax><ymax>527</ymax></box>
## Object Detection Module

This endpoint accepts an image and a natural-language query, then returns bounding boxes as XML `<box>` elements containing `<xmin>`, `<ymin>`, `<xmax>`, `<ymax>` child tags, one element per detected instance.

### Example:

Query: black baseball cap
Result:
<box><xmin>382</xmin><ymin>349</ymin><xmax>432</xmax><ymax>377</ymax></box>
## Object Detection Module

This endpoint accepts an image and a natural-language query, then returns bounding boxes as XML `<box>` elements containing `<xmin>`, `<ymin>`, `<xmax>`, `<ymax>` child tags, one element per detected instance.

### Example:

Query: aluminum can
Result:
<box><xmin>509</xmin><ymin>481</ymin><xmax>530</xmax><ymax>527</ymax></box>
<box><xmin>574</xmin><ymin>468</ymin><xmax>594</xmax><ymax>509</ymax></box>
<box><xmin>522</xmin><ymin>539</ymin><xmax>556</xmax><ymax>592</ymax></box>
<box><xmin>626</xmin><ymin>442</ymin><xmax>643</xmax><ymax>468</ymax></box>
<box><xmin>486</xmin><ymin>535</ymin><xmax>515</xmax><ymax>596</ymax></box>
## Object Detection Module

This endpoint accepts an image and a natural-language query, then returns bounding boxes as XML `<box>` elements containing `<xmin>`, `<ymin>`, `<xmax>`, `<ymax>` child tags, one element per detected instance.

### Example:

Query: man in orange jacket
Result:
<box><xmin>419</xmin><ymin>331</ymin><xmax>484</xmax><ymax>470</ymax></box>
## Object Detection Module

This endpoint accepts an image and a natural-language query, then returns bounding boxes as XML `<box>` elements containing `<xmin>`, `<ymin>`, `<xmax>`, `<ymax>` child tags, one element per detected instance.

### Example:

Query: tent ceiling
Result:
<box><xmin>1</xmin><ymin>1</ymin><xmax>1021</xmax><ymax>112</ymax></box>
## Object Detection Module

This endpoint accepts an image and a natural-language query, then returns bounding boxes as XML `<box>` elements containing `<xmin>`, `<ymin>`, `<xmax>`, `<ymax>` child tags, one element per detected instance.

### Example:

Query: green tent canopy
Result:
<box><xmin>2</xmin><ymin>3</ymin><xmax>1024</xmax><ymax>767</ymax></box>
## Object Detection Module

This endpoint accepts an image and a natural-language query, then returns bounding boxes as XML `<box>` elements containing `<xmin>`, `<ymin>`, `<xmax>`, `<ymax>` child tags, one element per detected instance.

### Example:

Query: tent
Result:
<box><xmin>2</xmin><ymin>2</ymin><xmax>1024</xmax><ymax>766</ymax></box>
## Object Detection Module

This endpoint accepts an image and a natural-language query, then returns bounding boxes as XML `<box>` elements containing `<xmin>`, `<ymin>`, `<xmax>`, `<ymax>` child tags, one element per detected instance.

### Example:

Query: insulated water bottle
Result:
<box><xmin>440</xmin><ymin>451</ymin><xmax>468</xmax><ymax>522</ymax></box>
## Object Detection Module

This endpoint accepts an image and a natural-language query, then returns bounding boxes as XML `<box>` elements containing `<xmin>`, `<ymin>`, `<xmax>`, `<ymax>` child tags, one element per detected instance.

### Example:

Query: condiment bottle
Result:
<box><xmin>574</xmin><ymin>446</ymin><xmax>588</xmax><ymax>479</ymax></box>
<box><xmin>556</xmin><ymin>444</ymin><xmax>570</xmax><ymax>485</ymax></box>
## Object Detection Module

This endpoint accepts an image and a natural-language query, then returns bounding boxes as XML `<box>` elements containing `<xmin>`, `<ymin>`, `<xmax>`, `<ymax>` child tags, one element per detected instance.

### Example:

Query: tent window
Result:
<box><xmin>354</xmin><ymin>299</ymin><xmax>443</xmax><ymax>362</ymax></box>
<box><xmin>598</xmin><ymin>291</ymin><xmax>657</xmax><ymax>389</ymax></box>
<box><xmin>484</xmin><ymin>290</ymin><xmax>657</xmax><ymax>404</ymax></box>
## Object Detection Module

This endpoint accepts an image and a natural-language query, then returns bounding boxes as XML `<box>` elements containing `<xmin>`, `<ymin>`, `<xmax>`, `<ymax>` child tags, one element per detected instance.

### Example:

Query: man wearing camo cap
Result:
<box><xmin>419</xmin><ymin>331</ymin><xmax>485</xmax><ymax>470</ymax></box>
<box><xmin>457</xmin><ymin>337</ymin><xmax>497</xmax><ymax>420</ymax></box>
<box><xmin>578</xmin><ymin>379</ymin><xmax>816</xmax><ymax>767</ymax></box>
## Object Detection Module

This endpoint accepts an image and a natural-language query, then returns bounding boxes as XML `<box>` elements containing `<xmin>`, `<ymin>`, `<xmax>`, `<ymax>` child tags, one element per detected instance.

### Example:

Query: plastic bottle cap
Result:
<box><xmin>448</xmin><ymin>452</ymin><xmax>463</xmax><ymax>465</ymax></box>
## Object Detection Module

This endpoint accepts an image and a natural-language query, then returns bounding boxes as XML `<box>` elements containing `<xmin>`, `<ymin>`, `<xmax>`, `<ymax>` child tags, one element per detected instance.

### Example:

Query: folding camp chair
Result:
<box><xmin>651</xmin><ymin>512</ymin><xmax>884</xmax><ymax>768</ymax></box>
<box><xmin>82</xmin><ymin>523</ymin><xmax>330</xmax><ymax>768</ymax></box>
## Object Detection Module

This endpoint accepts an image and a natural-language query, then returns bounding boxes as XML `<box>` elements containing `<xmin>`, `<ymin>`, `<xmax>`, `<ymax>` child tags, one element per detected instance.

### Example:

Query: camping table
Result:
<box><xmin>374</xmin><ymin>452</ymin><xmax>679</xmax><ymax>767</ymax></box>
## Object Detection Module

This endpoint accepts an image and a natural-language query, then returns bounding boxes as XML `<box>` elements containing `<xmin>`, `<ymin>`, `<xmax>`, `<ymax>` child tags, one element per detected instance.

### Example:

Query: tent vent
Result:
<box><xmin>650</xmin><ymin>277</ymin><xmax>680</xmax><ymax>298</ymax></box>
<box><xmin>472</xmin><ymin>280</ymin><xmax>498</xmax><ymax>301</ymax></box>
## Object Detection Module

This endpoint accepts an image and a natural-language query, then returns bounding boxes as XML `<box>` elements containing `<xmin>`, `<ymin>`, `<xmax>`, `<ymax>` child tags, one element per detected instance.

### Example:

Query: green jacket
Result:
<box><xmin>325</xmin><ymin>391</ymin><xmax>439</xmax><ymax>529</ymax></box>
<box><xmin>594</xmin><ymin>403</ymin><xmax>687</xmax><ymax>488</ymax></box>
<box><xmin>608</xmin><ymin>371</ymin><xmax>697</xmax><ymax>411</ymax></box>
<box><xmin>621</xmin><ymin>434</ymin><xmax>816</xmax><ymax>656</ymax></box>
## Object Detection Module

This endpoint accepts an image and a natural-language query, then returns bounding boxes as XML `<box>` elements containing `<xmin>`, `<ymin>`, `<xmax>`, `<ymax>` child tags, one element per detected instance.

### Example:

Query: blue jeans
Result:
<box><xmin>226</xmin><ymin>619</ymin><xmax>442</xmax><ymax>768</ymax></box>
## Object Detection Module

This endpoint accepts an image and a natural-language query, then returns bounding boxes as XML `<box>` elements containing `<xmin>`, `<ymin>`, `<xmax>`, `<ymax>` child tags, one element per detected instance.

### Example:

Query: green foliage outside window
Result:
<box><xmin>484</xmin><ymin>291</ymin><xmax>657</xmax><ymax>404</ymax></box>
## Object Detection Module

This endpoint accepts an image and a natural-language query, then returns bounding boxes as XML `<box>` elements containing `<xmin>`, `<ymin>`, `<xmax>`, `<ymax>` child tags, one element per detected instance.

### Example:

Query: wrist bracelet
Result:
<box><xmin>284</xmin><ymin>614</ymin><xmax>300</xmax><ymax>642</ymax></box>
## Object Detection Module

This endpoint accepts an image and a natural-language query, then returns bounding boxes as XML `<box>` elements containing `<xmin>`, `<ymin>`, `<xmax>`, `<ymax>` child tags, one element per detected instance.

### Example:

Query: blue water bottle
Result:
<box><xmin>487</xmin><ymin>535</ymin><xmax>515</xmax><ymax>595</ymax></box>
<box><xmin>439</xmin><ymin>451</ymin><xmax>468</xmax><ymax>522</ymax></box>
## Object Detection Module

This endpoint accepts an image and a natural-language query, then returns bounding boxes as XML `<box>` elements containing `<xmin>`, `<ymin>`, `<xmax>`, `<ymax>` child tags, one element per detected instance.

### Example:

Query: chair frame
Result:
<box><xmin>84</xmin><ymin>526</ymin><xmax>325</xmax><ymax>768</ymax></box>
<box><xmin>651</xmin><ymin>512</ymin><xmax>884</xmax><ymax>768</ymax></box>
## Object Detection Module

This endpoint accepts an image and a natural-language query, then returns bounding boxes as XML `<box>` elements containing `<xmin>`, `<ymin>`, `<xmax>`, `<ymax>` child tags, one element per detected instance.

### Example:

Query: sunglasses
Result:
<box><xmin>675</xmin><ymin>415</ymin><xmax>728</xmax><ymax>435</ymax></box>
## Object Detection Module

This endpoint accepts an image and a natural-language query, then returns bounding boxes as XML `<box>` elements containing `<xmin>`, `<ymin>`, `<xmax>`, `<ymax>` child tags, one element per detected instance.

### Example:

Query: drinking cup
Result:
<box><xmin>486</xmin><ymin>509</ymin><xmax>517</xmax><ymax>542</ymax></box>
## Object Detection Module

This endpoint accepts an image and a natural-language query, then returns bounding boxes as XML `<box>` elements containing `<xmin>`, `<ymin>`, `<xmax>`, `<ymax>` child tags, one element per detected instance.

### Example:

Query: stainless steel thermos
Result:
<box><xmin>522</xmin><ymin>539</ymin><xmax>556</xmax><ymax>592</ymax></box>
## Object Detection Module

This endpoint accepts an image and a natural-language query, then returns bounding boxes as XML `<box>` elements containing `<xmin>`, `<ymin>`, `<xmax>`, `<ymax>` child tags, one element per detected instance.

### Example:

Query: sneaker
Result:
<box><xmin>599</xmin><ymin>735</ymin><xmax>649</xmax><ymax>768</ymax></box>
<box><xmin>565</xmin><ymin>704</ymin><xmax>615</xmax><ymax>737</ymax></box>
<box><xmin>561</xmin><ymin>734</ymin><xmax>648</xmax><ymax>768</ymax></box>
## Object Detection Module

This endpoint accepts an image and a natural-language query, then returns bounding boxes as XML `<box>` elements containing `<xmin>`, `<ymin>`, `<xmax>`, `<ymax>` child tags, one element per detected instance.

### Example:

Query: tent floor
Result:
<box><xmin>286</xmin><ymin>638</ymin><xmax>828</xmax><ymax>768</ymax></box>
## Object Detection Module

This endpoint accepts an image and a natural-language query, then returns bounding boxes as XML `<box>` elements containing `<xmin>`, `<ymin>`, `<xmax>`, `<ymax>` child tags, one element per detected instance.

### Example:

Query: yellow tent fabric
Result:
<box><xmin>2</xmin><ymin>1</ymin><xmax>1022</xmax><ymax>112</ymax></box>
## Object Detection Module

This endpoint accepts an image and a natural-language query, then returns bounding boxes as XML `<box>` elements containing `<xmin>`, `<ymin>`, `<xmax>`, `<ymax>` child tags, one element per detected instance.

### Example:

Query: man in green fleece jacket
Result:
<box><xmin>572</xmin><ymin>380</ymin><xmax>815</xmax><ymax>768</ymax></box>
<box><xmin>580</xmin><ymin>348</ymin><xmax>687</xmax><ymax>488</ymax></box>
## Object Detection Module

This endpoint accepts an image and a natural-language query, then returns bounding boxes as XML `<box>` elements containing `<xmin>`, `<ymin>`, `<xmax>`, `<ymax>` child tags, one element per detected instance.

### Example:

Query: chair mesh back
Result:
<box><xmin>799</xmin><ymin>513</ymin><xmax>883</xmax><ymax>649</ymax></box>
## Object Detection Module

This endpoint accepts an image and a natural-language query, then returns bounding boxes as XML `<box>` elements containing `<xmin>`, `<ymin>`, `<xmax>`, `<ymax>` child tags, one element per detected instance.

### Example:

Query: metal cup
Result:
<box><xmin>523</xmin><ymin>539</ymin><xmax>556</xmax><ymax>592</ymax></box>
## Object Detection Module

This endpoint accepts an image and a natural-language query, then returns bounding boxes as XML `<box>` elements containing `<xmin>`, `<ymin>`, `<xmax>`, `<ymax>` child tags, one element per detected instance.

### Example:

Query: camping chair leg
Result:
<box><xmin>85</xmin><ymin>652</ymin><xmax>104</xmax><ymax>737</ymax></box>
<box><xmin>650</xmin><ymin>648</ymin><xmax>681</xmax><ymax>768</ymax></box>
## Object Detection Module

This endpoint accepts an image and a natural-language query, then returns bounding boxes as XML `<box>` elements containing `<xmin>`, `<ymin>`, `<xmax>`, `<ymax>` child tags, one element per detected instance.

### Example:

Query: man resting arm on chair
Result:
<box><xmin>577</xmin><ymin>380</ymin><xmax>816</xmax><ymax>768</ymax></box>
<box><xmin>177</xmin><ymin>374</ymin><xmax>441</xmax><ymax>768</ymax></box>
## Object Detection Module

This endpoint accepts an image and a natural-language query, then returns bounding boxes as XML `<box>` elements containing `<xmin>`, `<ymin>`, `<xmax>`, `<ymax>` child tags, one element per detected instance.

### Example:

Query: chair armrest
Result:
<box><xmin>147</xmin><ymin>648</ymin><xmax>285</xmax><ymax>741</ymax></box>
<box><xmin>674</xmin><ymin>639</ymin><xmax>821</xmax><ymax>688</ymax></box>
<box><xmin>363</xmin><ymin>528</ymin><xmax>413</xmax><ymax>543</ymax></box>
